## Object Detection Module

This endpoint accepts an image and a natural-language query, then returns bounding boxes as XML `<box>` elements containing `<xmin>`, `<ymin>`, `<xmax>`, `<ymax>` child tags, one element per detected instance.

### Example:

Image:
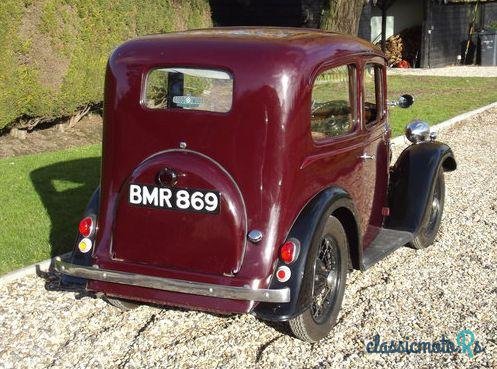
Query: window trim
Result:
<box><xmin>363</xmin><ymin>62</ymin><xmax>386</xmax><ymax>129</ymax></box>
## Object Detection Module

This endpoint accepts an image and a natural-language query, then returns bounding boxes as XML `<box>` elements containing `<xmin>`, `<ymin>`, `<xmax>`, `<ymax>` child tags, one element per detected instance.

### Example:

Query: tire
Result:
<box><xmin>103</xmin><ymin>296</ymin><xmax>139</xmax><ymax>311</ymax></box>
<box><xmin>410</xmin><ymin>167</ymin><xmax>445</xmax><ymax>249</ymax></box>
<box><xmin>288</xmin><ymin>215</ymin><xmax>348</xmax><ymax>342</ymax></box>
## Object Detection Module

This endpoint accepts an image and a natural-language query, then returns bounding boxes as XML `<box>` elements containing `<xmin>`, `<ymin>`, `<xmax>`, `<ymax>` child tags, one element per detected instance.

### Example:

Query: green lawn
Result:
<box><xmin>387</xmin><ymin>75</ymin><xmax>497</xmax><ymax>136</ymax></box>
<box><xmin>0</xmin><ymin>145</ymin><xmax>100</xmax><ymax>274</ymax></box>
<box><xmin>0</xmin><ymin>75</ymin><xmax>496</xmax><ymax>275</ymax></box>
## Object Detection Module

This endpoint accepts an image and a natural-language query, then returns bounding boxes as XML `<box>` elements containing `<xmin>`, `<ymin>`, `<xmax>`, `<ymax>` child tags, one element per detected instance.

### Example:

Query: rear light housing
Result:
<box><xmin>279</xmin><ymin>240</ymin><xmax>300</xmax><ymax>264</ymax></box>
<box><xmin>78</xmin><ymin>216</ymin><xmax>95</xmax><ymax>238</ymax></box>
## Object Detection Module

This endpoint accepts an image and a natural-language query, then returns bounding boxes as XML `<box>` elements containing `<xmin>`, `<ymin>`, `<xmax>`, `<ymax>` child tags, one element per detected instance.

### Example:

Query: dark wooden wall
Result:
<box><xmin>421</xmin><ymin>3</ymin><xmax>472</xmax><ymax>67</ymax></box>
<box><xmin>483</xmin><ymin>2</ymin><xmax>497</xmax><ymax>26</ymax></box>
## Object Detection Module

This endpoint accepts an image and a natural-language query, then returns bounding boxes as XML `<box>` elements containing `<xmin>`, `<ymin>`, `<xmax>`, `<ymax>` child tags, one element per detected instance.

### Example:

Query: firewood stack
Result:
<box><xmin>376</xmin><ymin>26</ymin><xmax>422</xmax><ymax>68</ymax></box>
<box><xmin>383</xmin><ymin>35</ymin><xmax>403</xmax><ymax>66</ymax></box>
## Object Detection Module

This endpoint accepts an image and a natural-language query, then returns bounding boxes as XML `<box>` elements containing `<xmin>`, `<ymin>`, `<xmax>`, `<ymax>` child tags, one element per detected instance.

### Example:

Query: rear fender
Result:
<box><xmin>254</xmin><ymin>187</ymin><xmax>360</xmax><ymax>321</ymax></box>
<box><xmin>386</xmin><ymin>142</ymin><xmax>456</xmax><ymax>234</ymax></box>
<box><xmin>61</xmin><ymin>187</ymin><xmax>100</xmax><ymax>285</ymax></box>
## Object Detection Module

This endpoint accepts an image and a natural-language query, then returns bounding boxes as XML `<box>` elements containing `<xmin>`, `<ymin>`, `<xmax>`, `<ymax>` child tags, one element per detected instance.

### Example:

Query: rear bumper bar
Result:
<box><xmin>54</xmin><ymin>257</ymin><xmax>290</xmax><ymax>303</ymax></box>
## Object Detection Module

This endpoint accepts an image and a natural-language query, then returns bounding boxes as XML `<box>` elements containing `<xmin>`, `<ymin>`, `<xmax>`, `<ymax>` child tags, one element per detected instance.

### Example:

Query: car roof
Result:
<box><xmin>149</xmin><ymin>27</ymin><xmax>378</xmax><ymax>51</ymax></box>
<box><xmin>114</xmin><ymin>27</ymin><xmax>383</xmax><ymax>70</ymax></box>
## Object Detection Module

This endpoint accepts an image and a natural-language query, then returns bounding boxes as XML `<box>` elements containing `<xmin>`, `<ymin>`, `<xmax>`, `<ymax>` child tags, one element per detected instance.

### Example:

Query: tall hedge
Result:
<box><xmin>0</xmin><ymin>0</ymin><xmax>212</xmax><ymax>130</ymax></box>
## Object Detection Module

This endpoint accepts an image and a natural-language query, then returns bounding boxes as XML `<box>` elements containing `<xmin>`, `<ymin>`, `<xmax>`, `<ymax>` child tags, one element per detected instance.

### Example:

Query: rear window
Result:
<box><xmin>143</xmin><ymin>68</ymin><xmax>233</xmax><ymax>113</ymax></box>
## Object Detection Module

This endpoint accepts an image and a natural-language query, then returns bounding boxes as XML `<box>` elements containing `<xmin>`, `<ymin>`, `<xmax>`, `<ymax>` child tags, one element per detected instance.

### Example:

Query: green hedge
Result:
<box><xmin>0</xmin><ymin>0</ymin><xmax>212</xmax><ymax>130</ymax></box>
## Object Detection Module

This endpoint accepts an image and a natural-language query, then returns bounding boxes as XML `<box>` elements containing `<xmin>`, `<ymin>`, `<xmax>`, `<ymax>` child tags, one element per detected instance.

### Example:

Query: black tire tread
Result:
<box><xmin>288</xmin><ymin>313</ymin><xmax>315</xmax><ymax>342</ymax></box>
<box><xmin>410</xmin><ymin>168</ymin><xmax>445</xmax><ymax>249</ymax></box>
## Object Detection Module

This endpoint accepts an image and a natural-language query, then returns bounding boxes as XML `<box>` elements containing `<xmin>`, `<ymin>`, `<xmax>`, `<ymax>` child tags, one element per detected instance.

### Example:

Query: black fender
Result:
<box><xmin>254</xmin><ymin>187</ymin><xmax>360</xmax><ymax>321</ymax></box>
<box><xmin>386</xmin><ymin>142</ymin><xmax>456</xmax><ymax>234</ymax></box>
<box><xmin>61</xmin><ymin>187</ymin><xmax>100</xmax><ymax>285</ymax></box>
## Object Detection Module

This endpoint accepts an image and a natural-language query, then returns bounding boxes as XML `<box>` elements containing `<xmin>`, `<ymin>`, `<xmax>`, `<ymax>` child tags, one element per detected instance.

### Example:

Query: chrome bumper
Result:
<box><xmin>54</xmin><ymin>257</ymin><xmax>290</xmax><ymax>303</ymax></box>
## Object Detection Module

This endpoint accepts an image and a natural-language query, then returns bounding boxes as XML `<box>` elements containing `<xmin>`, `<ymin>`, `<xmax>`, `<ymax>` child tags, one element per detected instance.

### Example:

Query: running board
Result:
<box><xmin>361</xmin><ymin>228</ymin><xmax>413</xmax><ymax>270</ymax></box>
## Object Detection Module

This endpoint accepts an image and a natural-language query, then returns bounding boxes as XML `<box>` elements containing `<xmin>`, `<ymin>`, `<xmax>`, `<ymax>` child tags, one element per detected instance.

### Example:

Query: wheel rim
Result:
<box><xmin>311</xmin><ymin>235</ymin><xmax>341</xmax><ymax>324</ymax></box>
<box><xmin>425</xmin><ymin>176</ymin><xmax>442</xmax><ymax>236</ymax></box>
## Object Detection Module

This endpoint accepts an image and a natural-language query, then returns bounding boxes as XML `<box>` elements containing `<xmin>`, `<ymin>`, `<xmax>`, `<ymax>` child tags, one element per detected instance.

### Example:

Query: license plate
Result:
<box><xmin>128</xmin><ymin>184</ymin><xmax>220</xmax><ymax>214</ymax></box>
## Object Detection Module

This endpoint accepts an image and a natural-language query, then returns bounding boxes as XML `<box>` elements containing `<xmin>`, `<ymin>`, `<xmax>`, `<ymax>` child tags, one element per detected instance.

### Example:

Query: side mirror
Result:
<box><xmin>398</xmin><ymin>94</ymin><xmax>414</xmax><ymax>108</ymax></box>
<box><xmin>388</xmin><ymin>94</ymin><xmax>414</xmax><ymax>108</ymax></box>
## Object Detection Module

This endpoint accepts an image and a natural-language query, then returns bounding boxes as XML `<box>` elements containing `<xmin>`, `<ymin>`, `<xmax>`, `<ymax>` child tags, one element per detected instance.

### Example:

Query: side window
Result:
<box><xmin>363</xmin><ymin>64</ymin><xmax>384</xmax><ymax>126</ymax></box>
<box><xmin>311</xmin><ymin>65</ymin><xmax>356</xmax><ymax>141</ymax></box>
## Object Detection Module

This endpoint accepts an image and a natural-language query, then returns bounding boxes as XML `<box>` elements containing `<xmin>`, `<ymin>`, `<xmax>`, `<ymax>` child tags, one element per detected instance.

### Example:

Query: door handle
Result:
<box><xmin>359</xmin><ymin>153</ymin><xmax>375</xmax><ymax>160</ymax></box>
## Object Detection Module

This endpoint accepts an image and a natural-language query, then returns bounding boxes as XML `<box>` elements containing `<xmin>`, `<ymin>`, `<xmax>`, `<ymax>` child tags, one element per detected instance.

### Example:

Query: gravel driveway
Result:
<box><xmin>1</xmin><ymin>109</ymin><xmax>496</xmax><ymax>369</ymax></box>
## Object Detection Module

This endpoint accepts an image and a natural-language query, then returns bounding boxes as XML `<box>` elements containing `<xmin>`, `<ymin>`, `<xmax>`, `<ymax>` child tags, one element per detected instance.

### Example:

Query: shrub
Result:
<box><xmin>0</xmin><ymin>0</ymin><xmax>212</xmax><ymax>130</ymax></box>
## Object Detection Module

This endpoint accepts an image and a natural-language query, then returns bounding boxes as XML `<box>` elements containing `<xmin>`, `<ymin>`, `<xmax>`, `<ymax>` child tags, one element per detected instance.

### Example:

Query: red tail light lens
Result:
<box><xmin>279</xmin><ymin>240</ymin><xmax>299</xmax><ymax>264</ymax></box>
<box><xmin>78</xmin><ymin>216</ymin><xmax>94</xmax><ymax>238</ymax></box>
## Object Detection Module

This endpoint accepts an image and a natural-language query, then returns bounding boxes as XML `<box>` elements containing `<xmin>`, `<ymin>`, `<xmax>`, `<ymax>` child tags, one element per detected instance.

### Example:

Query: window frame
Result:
<box><xmin>362</xmin><ymin>61</ymin><xmax>386</xmax><ymax>128</ymax></box>
<box><xmin>309</xmin><ymin>62</ymin><xmax>359</xmax><ymax>146</ymax></box>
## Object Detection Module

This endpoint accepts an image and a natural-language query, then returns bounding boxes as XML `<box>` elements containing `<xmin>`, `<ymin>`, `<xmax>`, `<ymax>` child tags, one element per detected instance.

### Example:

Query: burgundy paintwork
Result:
<box><xmin>89</xmin><ymin>28</ymin><xmax>390</xmax><ymax>314</ymax></box>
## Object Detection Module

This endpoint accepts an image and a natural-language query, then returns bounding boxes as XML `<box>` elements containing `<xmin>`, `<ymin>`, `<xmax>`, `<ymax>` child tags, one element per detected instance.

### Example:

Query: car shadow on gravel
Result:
<box><xmin>30</xmin><ymin>157</ymin><xmax>100</xmax><ymax>258</ymax></box>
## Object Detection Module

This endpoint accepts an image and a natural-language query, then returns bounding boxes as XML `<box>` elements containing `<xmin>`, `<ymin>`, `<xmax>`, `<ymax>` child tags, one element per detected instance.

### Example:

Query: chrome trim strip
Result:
<box><xmin>54</xmin><ymin>258</ymin><xmax>290</xmax><ymax>303</ymax></box>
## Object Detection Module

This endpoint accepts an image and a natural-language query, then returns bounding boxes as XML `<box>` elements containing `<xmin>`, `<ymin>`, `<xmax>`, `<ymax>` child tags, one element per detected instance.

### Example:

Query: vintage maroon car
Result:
<box><xmin>55</xmin><ymin>28</ymin><xmax>456</xmax><ymax>342</ymax></box>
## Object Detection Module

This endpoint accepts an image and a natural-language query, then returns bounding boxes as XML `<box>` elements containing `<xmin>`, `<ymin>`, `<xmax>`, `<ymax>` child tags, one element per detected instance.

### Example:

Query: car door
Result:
<box><xmin>305</xmin><ymin>62</ymin><xmax>376</xmax><ymax>239</ymax></box>
<box><xmin>360</xmin><ymin>59</ymin><xmax>389</xmax><ymax>247</ymax></box>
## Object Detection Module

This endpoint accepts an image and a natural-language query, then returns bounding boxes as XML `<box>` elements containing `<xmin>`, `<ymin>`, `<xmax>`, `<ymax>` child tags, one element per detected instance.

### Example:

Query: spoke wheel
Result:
<box><xmin>311</xmin><ymin>236</ymin><xmax>341</xmax><ymax>324</ymax></box>
<box><xmin>288</xmin><ymin>215</ymin><xmax>348</xmax><ymax>342</ymax></box>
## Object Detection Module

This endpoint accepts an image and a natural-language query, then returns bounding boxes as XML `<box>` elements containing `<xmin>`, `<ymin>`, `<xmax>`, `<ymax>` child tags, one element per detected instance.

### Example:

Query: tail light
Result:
<box><xmin>78</xmin><ymin>216</ymin><xmax>95</xmax><ymax>238</ymax></box>
<box><xmin>279</xmin><ymin>240</ymin><xmax>299</xmax><ymax>264</ymax></box>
